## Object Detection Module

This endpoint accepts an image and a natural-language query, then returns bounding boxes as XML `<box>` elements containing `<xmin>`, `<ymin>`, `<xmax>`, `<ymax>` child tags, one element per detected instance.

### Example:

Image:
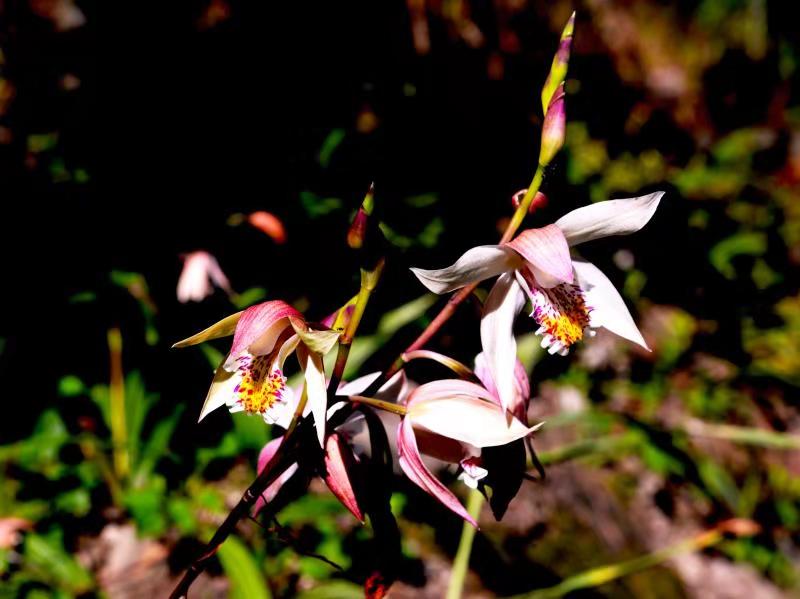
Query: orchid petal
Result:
<box><xmin>289</xmin><ymin>317</ymin><xmax>340</xmax><ymax>355</ymax></box>
<box><xmin>397</xmin><ymin>418</ymin><xmax>477</xmax><ymax>527</ymax></box>
<box><xmin>323</xmin><ymin>433</ymin><xmax>365</xmax><ymax>522</ymax></box>
<box><xmin>408</xmin><ymin>395</ymin><xmax>540</xmax><ymax>448</ymax></box>
<box><xmin>254</xmin><ymin>436</ymin><xmax>299</xmax><ymax>514</ymax></box>
<box><xmin>573</xmin><ymin>260</ymin><xmax>650</xmax><ymax>350</ymax></box>
<box><xmin>406</xmin><ymin>379</ymin><xmax>497</xmax><ymax>407</ymax></box>
<box><xmin>475</xmin><ymin>352</ymin><xmax>530</xmax><ymax>423</ymax></box>
<box><xmin>225</xmin><ymin>301</ymin><xmax>301</xmax><ymax>369</ymax></box>
<box><xmin>410</xmin><ymin>246</ymin><xmax>522</xmax><ymax>294</ymax></box>
<box><xmin>480</xmin><ymin>273</ymin><xmax>525</xmax><ymax>413</ymax></box>
<box><xmin>337</xmin><ymin>372</ymin><xmax>383</xmax><ymax>396</ymax></box>
<box><xmin>505</xmin><ymin>225</ymin><xmax>574</xmax><ymax>287</ymax></box>
<box><xmin>198</xmin><ymin>358</ymin><xmax>241</xmax><ymax>422</ymax></box>
<box><xmin>298</xmin><ymin>345</ymin><xmax>328</xmax><ymax>446</ymax></box>
<box><xmin>173</xmin><ymin>311</ymin><xmax>242</xmax><ymax>348</ymax></box>
<box><xmin>555</xmin><ymin>191</ymin><xmax>664</xmax><ymax>246</ymax></box>
<box><xmin>414</xmin><ymin>427</ymin><xmax>474</xmax><ymax>464</ymax></box>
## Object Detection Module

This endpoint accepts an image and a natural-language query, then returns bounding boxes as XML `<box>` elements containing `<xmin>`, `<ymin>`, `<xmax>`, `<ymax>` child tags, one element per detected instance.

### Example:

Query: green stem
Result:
<box><xmin>446</xmin><ymin>487</ymin><xmax>484</xmax><ymax>599</ymax></box>
<box><xmin>377</xmin><ymin>164</ymin><xmax>545</xmax><ymax>388</ymax></box>
<box><xmin>349</xmin><ymin>395</ymin><xmax>408</xmax><ymax>417</ymax></box>
<box><xmin>328</xmin><ymin>260</ymin><xmax>385</xmax><ymax>396</ymax></box>
<box><xmin>107</xmin><ymin>328</ymin><xmax>129</xmax><ymax>481</ymax></box>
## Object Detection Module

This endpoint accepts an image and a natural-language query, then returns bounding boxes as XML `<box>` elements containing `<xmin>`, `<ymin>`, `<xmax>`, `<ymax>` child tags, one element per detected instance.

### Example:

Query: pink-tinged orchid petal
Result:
<box><xmin>254</xmin><ymin>436</ymin><xmax>299</xmax><ymax>514</ymax></box>
<box><xmin>225</xmin><ymin>301</ymin><xmax>302</xmax><ymax>369</ymax></box>
<box><xmin>323</xmin><ymin>433</ymin><xmax>365</xmax><ymax>522</ymax></box>
<box><xmin>198</xmin><ymin>359</ymin><xmax>240</xmax><ymax>422</ymax></box>
<box><xmin>505</xmin><ymin>224</ymin><xmax>574</xmax><ymax>288</ymax></box>
<box><xmin>173</xmin><ymin>311</ymin><xmax>242</xmax><ymax>348</ymax></box>
<box><xmin>555</xmin><ymin>192</ymin><xmax>664</xmax><ymax>247</ymax></box>
<box><xmin>289</xmin><ymin>317</ymin><xmax>340</xmax><ymax>355</ymax></box>
<box><xmin>474</xmin><ymin>353</ymin><xmax>530</xmax><ymax>423</ymax></box>
<box><xmin>406</xmin><ymin>379</ymin><xmax>497</xmax><ymax>407</ymax></box>
<box><xmin>298</xmin><ymin>345</ymin><xmax>328</xmax><ymax>447</ymax></box>
<box><xmin>573</xmin><ymin>260</ymin><xmax>650</xmax><ymax>350</ymax></box>
<box><xmin>414</xmin><ymin>427</ymin><xmax>475</xmax><ymax>464</ymax></box>
<box><xmin>408</xmin><ymin>394</ymin><xmax>539</xmax><ymax>448</ymax></box>
<box><xmin>177</xmin><ymin>251</ymin><xmax>232</xmax><ymax>303</ymax></box>
<box><xmin>397</xmin><ymin>418</ymin><xmax>477</xmax><ymax>527</ymax></box>
<box><xmin>480</xmin><ymin>273</ymin><xmax>526</xmax><ymax>413</ymax></box>
<box><xmin>410</xmin><ymin>245</ymin><xmax>522</xmax><ymax>294</ymax></box>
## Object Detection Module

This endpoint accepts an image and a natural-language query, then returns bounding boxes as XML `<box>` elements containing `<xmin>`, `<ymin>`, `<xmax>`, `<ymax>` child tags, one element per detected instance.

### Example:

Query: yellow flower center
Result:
<box><xmin>530</xmin><ymin>283</ymin><xmax>591</xmax><ymax>348</ymax></box>
<box><xmin>234</xmin><ymin>356</ymin><xmax>287</xmax><ymax>415</ymax></box>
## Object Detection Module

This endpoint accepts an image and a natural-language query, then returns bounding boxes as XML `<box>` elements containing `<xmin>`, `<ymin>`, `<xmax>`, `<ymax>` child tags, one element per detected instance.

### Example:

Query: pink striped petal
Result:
<box><xmin>254</xmin><ymin>436</ymin><xmax>299</xmax><ymax>514</ymax></box>
<box><xmin>505</xmin><ymin>225</ymin><xmax>573</xmax><ymax>288</ymax></box>
<box><xmin>225</xmin><ymin>301</ymin><xmax>302</xmax><ymax>369</ymax></box>
<box><xmin>474</xmin><ymin>353</ymin><xmax>530</xmax><ymax>423</ymax></box>
<box><xmin>323</xmin><ymin>433</ymin><xmax>365</xmax><ymax>522</ymax></box>
<box><xmin>408</xmin><ymin>395</ymin><xmax>537</xmax><ymax>448</ymax></box>
<box><xmin>411</xmin><ymin>245</ymin><xmax>522</xmax><ymax>294</ymax></box>
<box><xmin>397</xmin><ymin>418</ymin><xmax>477</xmax><ymax>527</ymax></box>
<box><xmin>480</xmin><ymin>273</ymin><xmax>526</xmax><ymax>414</ymax></box>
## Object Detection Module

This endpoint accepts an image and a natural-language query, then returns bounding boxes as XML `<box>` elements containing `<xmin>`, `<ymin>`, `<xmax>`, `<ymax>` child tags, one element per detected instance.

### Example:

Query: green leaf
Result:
<box><xmin>300</xmin><ymin>191</ymin><xmax>343</xmax><ymax>218</ymax></box>
<box><xmin>217</xmin><ymin>537</ymin><xmax>272</xmax><ymax>599</ymax></box>
<box><xmin>318</xmin><ymin>129</ymin><xmax>346</xmax><ymax>167</ymax></box>
<box><xmin>709</xmin><ymin>231</ymin><xmax>766</xmax><ymax>279</ymax></box>
<box><xmin>24</xmin><ymin>533</ymin><xmax>94</xmax><ymax>594</ymax></box>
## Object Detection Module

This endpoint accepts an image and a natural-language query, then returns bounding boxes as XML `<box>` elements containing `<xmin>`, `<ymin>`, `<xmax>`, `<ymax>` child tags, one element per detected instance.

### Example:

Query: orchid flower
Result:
<box><xmin>177</xmin><ymin>250</ymin><xmax>232</xmax><ymax>303</ymax></box>
<box><xmin>396</xmin><ymin>379</ymin><xmax>540</xmax><ymax>526</ymax></box>
<box><xmin>411</xmin><ymin>192</ymin><xmax>664</xmax><ymax>411</ymax></box>
<box><xmin>173</xmin><ymin>300</ymin><xmax>339</xmax><ymax>446</ymax></box>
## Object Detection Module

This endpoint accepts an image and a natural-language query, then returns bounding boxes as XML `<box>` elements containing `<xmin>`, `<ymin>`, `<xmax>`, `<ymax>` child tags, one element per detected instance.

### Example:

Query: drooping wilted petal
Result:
<box><xmin>573</xmin><ymin>260</ymin><xmax>649</xmax><ymax>350</ymax></box>
<box><xmin>397</xmin><ymin>418</ymin><xmax>477</xmax><ymax>527</ymax></box>
<box><xmin>408</xmin><ymin>392</ymin><xmax>540</xmax><ymax>448</ymax></box>
<box><xmin>323</xmin><ymin>433</ymin><xmax>365</xmax><ymax>522</ymax></box>
<box><xmin>555</xmin><ymin>191</ymin><xmax>664</xmax><ymax>247</ymax></box>
<box><xmin>177</xmin><ymin>251</ymin><xmax>232</xmax><ymax>303</ymax></box>
<box><xmin>225</xmin><ymin>301</ymin><xmax>301</xmax><ymax>369</ymax></box>
<box><xmin>254</xmin><ymin>436</ymin><xmax>299</xmax><ymax>514</ymax></box>
<box><xmin>480</xmin><ymin>273</ymin><xmax>526</xmax><ymax>413</ymax></box>
<box><xmin>172</xmin><ymin>311</ymin><xmax>242</xmax><ymax>348</ymax></box>
<box><xmin>410</xmin><ymin>245</ymin><xmax>522</xmax><ymax>294</ymax></box>
<box><xmin>505</xmin><ymin>225</ymin><xmax>574</xmax><ymax>288</ymax></box>
<box><xmin>474</xmin><ymin>353</ymin><xmax>530</xmax><ymax>423</ymax></box>
<box><xmin>298</xmin><ymin>345</ymin><xmax>328</xmax><ymax>446</ymax></box>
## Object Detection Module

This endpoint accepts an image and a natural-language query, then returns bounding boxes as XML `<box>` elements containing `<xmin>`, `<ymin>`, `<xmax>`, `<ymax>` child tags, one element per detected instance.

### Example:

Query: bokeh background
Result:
<box><xmin>2</xmin><ymin>0</ymin><xmax>799</xmax><ymax>597</ymax></box>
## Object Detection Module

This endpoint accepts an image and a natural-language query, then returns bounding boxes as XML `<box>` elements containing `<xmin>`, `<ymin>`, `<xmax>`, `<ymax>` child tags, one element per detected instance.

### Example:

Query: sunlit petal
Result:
<box><xmin>505</xmin><ymin>225</ymin><xmax>574</xmax><ymax>287</ymax></box>
<box><xmin>555</xmin><ymin>192</ymin><xmax>664</xmax><ymax>246</ymax></box>
<box><xmin>225</xmin><ymin>300</ymin><xmax>301</xmax><ymax>369</ymax></box>
<box><xmin>410</xmin><ymin>245</ymin><xmax>522</xmax><ymax>294</ymax></box>
<box><xmin>173</xmin><ymin>311</ymin><xmax>242</xmax><ymax>348</ymax></box>
<box><xmin>480</xmin><ymin>273</ymin><xmax>525</xmax><ymax>413</ymax></box>
<box><xmin>573</xmin><ymin>260</ymin><xmax>650</xmax><ymax>350</ymax></box>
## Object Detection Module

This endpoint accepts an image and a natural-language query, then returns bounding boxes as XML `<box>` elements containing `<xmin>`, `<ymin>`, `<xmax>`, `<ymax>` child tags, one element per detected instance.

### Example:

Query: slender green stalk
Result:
<box><xmin>328</xmin><ymin>260</ymin><xmax>385</xmax><ymax>396</ymax></box>
<box><xmin>378</xmin><ymin>164</ymin><xmax>546</xmax><ymax>387</ymax></box>
<box><xmin>446</xmin><ymin>487</ymin><xmax>484</xmax><ymax>599</ymax></box>
<box><xmin>349</xmin><ymin>395</ymin><xmax>408</xmax><ymax>417</ymax></box>
<box><xmin>107</xmin><ymin>328</ymin><xmax>129</xmax><ymax>481</ymax></box>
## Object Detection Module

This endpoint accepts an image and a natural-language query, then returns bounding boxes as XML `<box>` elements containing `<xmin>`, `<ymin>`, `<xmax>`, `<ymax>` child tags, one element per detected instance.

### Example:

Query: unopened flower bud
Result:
<box><xmin>539</xmin><ymin>83</ymin><xmax>566</xmax><ymax>166</ymax></box>
<box><xmin>323</xmin><ymin>433</ymin><xmax>365</xmax><ymax>522</ymax></box>
<box><xmin>347</xmin><ymin>182</ymin><xmax>375</xmax><ymax>249</ymax></box>
<box><xmin>541</xmin><ymin>11</ymin><xmax>575</xmax><ymax>113</ymax></box>
<box><xmin>511</xmin><ymin>189</ymin><xmax>548</xmax><ymax>213</ymax></box>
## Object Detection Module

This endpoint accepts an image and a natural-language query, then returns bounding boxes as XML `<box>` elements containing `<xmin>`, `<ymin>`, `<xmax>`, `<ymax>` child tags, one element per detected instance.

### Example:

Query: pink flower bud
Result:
<box><xmin>511</xmin><ymin>189</ymin><xmax>548</xmax><ymax>213</ymax></box>
<box><xmin>247</xmin><ymin>211</ymin><xmax>287</xmax><ymax>244</ymax></box>
<box><xmin>347</xmin><ymin>183</ymin><xmax>375</xmax><ymax>250</ymax></box>
<box><xmin>539</xmin><ymin>83</ymin><xmax>566</xmax><ymax>166</ymax></box>
<box><xmin>541</xmin><ymin>11</ymin><xmax>575</xmax><ymax>112</ymax></box>
<box><xmin>323</xmin><ymin>432</ymin><xmax>365</xmax><ymax>522</ymax></box>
